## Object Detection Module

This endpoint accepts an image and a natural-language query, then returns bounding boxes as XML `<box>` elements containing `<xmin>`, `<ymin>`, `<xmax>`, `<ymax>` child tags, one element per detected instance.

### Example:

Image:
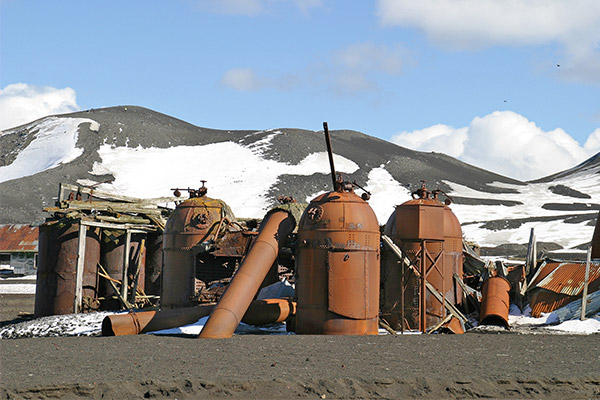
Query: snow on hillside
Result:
<box><xmin>85</xmin><ymin>131</ymin><xmax>360</xmax><ymax>218</ymax></box>
<box><xmin>0</xmin><ymin>117</ymin><xmax>98</xmax><ymax>183</ymax></box>
<box><xmin>447</xmin><ymin>176</ymin><xmax>600</xmax><ymax>249</ymax></box>
<box><xmin>2</xmin><ymin>115</ymin><xmax>599</xmax><ymax>251</ymax></box>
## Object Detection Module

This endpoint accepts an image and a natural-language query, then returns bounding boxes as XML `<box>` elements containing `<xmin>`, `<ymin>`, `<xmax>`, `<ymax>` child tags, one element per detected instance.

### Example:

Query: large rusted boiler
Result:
<box><xmin>381</xmin><ymin>182</ymin><xmax>464</xmax><ymax>332</ymax></box>
<box><xmin>294</xmin><ymin>123</ymin><xmax>380</xmax><ymax>335</ymax></box>
<box><xmin>161</xmin><ymin>183</ymin><xmax>239</xmax><ymax>309</ymax></box>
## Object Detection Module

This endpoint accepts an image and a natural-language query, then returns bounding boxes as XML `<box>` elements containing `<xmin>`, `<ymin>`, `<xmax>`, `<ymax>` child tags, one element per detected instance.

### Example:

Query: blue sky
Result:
<box><xmin>1</xmin><ymin>0</ymin><xmax>600</xmax><ymax>180</ymax></box>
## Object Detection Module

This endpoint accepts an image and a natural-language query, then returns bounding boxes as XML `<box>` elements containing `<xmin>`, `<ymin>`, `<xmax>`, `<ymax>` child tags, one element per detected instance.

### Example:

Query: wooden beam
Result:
<box><xmin>121</xmin><ymin>230</ymin><xmax>132</xmax><ymax>301</ymax></box>
<box><xmin>74</xmin><ymin>223</ymin><xmax>87</xmax><ymax>313</ymax></box>
<box><xmin>581</xmin><ymin>247</ymin><xmax>592</xmax><ymax>320</ymax></box>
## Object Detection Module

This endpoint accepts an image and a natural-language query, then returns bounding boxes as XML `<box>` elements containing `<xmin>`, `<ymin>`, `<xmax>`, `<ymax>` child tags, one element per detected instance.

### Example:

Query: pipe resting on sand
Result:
<box><xmin>102</xmin><ymin>298</ymin><xmax>296</xmax><ymax>336</ymax></box>
<box><xmin>199</xmin><ymin>209</ymin><xmax>296</xmax><ymax>339</ymax></box>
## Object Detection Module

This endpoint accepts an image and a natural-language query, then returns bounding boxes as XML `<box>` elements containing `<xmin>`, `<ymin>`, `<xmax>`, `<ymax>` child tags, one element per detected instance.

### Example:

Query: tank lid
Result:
<box><xmin>410</xmin><ymin>181</ymin><xmax>453</xmax><ymax>206</ymax></box>
<box><xmin>171</xmin><ymin>180</ymin><xmax>209</xmax><ymax>199</ymax></box>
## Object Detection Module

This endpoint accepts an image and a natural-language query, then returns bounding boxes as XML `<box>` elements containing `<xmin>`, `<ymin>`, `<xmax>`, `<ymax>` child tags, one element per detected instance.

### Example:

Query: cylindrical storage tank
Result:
<box><xmin>99</xmin><ymin>231</ymin><xmax>147</xmax><ymax>310</ymax></box>
<box><xmin>381</xmin><ymin>186</ymin><xmax>463</xmax><ymax>332</ymax></box>
<box><xmin>144</xmin><ymin>231</ymin><xmax>163</xmax><ymax>296</ymax></box>
<box><xmin>479</xmin><ymin>276</ymin><xmax>511</xmax><ymax>328</ymax></box>
<box><xmin>35</xmin><ymin>218</ymin><xmax>101</xmax><ymax>316</ymax></box>
<box><xmin>161</xmin><ymin>194</ymin><xmax>232</xmax><ymax>309</ymax></box>
<box><xmin>295</xmin><ymin>189</ymin><xmax>380</xmax><ymax>335</ymax></box>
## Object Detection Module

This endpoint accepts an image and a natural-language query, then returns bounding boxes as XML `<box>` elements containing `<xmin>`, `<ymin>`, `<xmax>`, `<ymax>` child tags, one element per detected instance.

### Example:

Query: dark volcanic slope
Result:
<box><xmin>0</xmin><ymin>106</ymin><xmax>522</xmax><ymax>224</ymax></box>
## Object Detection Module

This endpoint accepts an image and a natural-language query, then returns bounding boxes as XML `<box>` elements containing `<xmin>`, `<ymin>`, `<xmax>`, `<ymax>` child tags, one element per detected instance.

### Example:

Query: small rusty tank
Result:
<box><xmin>35</xmin><ymin>218</ymin><xmax>101</xmax><ymax>316</ymax></box>
<box><xmin>381</xmin><ymin>182</ymin><xmax>463</xmax><ymax>332</ymax></box>
<box><xmin>161</xmin><ymin>182</ymin><xmax>235</xmax><ymax>309</ymax></box>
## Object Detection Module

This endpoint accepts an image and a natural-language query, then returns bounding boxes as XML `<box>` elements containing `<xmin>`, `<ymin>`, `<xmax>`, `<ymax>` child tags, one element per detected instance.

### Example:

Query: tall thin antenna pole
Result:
<box><xmin>323</xmin><ymin>122</ymin><xmax>337</xmax><ymax>190</ymax></box>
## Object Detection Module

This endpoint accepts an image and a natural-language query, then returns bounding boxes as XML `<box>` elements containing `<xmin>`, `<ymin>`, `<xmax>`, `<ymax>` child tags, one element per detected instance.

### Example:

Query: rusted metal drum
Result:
<box><xmin>35</xmin><ymin>218</ymin><xmax>101</xmax><ymax>316</ymax></box>
<box><xmin>295</xmin><ymin>189</ymin><xmax>380</xmax><ymax>335</ymax></box>
<box><xmin>479</xmin><ymin>276</ymin><xmax>511</xmax><ymax>328</ymax></box>
<box><xmin>144</xmin><ymin>231</ymin><xmax>163</xmax><ymax>296</ymax></box>
<box><xmin>381</xmin><ymin>184</ymin><xmax>463</xmax><ymax>332</ymax></box>
<box><xmin>99</xmin><ymin>231</ymin><xmax>147</xmax><ymax>310</ymax></box>
<box><xmin>161</xmin><ymin>195</ymin><xmax>233</xmax><ymax>308</ymax></box>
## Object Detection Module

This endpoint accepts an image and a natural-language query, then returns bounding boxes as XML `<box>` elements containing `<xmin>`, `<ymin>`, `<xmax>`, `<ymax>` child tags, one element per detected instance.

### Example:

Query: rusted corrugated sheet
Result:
<box><xmin>530</xmin><ymin>261</ymin><xmax>600</xmax><ymax>296</ymax></box>
<box><xmin>0</xmin><ymin>225</ymin><xmax>39</xmax><ymax>252</ymax></box>
<box><xmin>529</xmin><ymin>289</ymin><xmax>574</xmax><ymax>317</ymax></box>
<box><xmin>528</xmin><ymin>260</ymin><xmax>600</xmax><ymax>317</ymax></box>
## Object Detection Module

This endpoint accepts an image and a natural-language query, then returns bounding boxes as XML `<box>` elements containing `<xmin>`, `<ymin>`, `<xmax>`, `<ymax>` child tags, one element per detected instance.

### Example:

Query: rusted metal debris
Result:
<box><xmin>479</xmin><ymin>276</ymin><xmax>511</xmax><ymax>328</ymax></box>
<box><xmin>527</xmin><ymin>260</ymin><xmax>600</xmax><ymax>317</ymax></box>
<box><xmin>199</xmin><ymin>209</ymin><xmax>296</xmax><ymax>339</ymax></box>
<box><xmin>0</xmin><ymin>225</ymin><xmax>39</xmax><ymax>252</ymax></box>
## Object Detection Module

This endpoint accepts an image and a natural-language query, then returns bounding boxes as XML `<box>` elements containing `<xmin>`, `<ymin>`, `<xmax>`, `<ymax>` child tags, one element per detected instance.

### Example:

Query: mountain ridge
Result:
<box><xmin>1</xmin><ymin>105</ymin><xmax>598</xmax><ymax>254</ymax></box>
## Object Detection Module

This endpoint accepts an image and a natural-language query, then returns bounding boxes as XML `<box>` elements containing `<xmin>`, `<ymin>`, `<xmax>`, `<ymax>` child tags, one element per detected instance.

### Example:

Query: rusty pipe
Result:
<box><xmin>102</xmin><ymin>298</ymin><xmax>297</xmax><ymax>336</ymax></box>
<box><xmin>479</xmin><ymin>276</ymin><xmax>511</xmax><ymax>328</ymax></box>
<box><xmin>199</xmin><ymin>209</ymin><xmax>296</xmax><ymax>339</ymax></box>
<box><xmin>102</xmin><ymin>303</ymin><xmax>216</xmax><ymax>336</ymax></box>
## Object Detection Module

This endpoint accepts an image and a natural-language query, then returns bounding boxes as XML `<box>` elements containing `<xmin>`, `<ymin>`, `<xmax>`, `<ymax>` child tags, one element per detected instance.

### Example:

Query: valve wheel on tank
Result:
<box><xmin>189</xmin><ymin>210</ymin><xmax>213</xmax><ymax>230</ymax></box>
<box><xmin>306</xmin><ymin>205</ymin><xmax>323</xmax><ymax>223</ymax></box>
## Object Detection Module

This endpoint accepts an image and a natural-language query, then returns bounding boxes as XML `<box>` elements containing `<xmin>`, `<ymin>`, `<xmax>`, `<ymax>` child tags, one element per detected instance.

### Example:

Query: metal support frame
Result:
<box><xmin>382</xmin><ymin>235</ymin><xmax>468</xmax><ymax>333</ymax></box>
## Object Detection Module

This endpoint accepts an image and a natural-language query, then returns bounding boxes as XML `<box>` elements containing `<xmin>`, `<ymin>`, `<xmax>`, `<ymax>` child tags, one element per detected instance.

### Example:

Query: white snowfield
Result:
<box><xmin>0</xmin><ymin>117</ymin><xmax>98</xmax><ymax>183</ymax></box>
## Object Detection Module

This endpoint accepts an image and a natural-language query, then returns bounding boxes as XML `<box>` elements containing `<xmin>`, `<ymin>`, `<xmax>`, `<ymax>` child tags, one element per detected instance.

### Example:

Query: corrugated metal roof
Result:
<box><xmin>529</xmin><ymin>261</ymin><xmax>600</xmax><ymax>296</ymax></box>
<box><xmin>529</xmin><ymin>289</ymin><xmax>574</xmax><ymax>317</ymax></box>
<box><xmin>0</xmin><ymin>225</ymin><xmax>39</xmax><ymax>252</ymax></box>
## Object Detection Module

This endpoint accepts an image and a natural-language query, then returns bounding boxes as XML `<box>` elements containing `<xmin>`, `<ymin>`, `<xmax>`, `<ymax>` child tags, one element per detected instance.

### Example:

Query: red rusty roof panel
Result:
<box><xmin>0</xmin><ymin>224</ymin><xmax>39</xmax><ymax>252</ymax></box>
<box><xmin>529</xmin><ymin>261</ymin><xmax>600</xmax><ymax>297</ymax></box>
<box><xmin>529</xmin><ymin>289</ymin><xmax>575</xmax><ymax>317</ymax></box>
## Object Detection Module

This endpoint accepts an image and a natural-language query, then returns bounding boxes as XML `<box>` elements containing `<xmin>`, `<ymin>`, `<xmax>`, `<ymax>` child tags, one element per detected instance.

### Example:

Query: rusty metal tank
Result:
<box><xmin>381</xmin><ymin>182</ymin><xmax>464</xmax><ymax>332</ymax></box>
<box><xmin>99</xmin><ymin>231</ymin><xmax>147</xmax><ymax>310</ymax></box>
<box><xmin>161</xmin><ymin>184</ymin><xmax>234</xmax><ymax>309</ymax></box>
<box><xmin>35</xmin><ymin>218</ymin><xmax>101</xmax><ymax>316</ymax></box>
<box><xmin>295</xmin><ymin>184</ymin><xmax>380</xmax><ymax>335</ymax></box>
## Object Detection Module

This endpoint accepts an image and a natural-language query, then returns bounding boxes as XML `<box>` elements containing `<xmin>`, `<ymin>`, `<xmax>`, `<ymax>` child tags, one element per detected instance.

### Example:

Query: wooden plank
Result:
<box><xmin>581</xmin><ymin>247</ymin><xmax>592</xmax><ymax>320</ymax></box>
<box><xmin>97</xmin><ymin>264</ymin><xmax>133</xmax><ymax>309</ymax></box>
<box><xmin>60</xmin><ymin>201</ymin><xmax>163</xmax><ymax>215</ymax></box>
<box><xmin>59</xmin><ymin>183</ymin><xmax>179</xmax><ymax>207</ymax></box>
<box><xmin>121</xmin><ymin>230</ymin><xmax>132</xmax><ymax>301</ymax></box>
<box><xmin>73</xmin><ymin>223</ymin><xmax>87</xmax><ymax>313</ymax></box>
<box><xmin>79</xmin><ymin>219</ymin><xmax>154</xmax><ymax>232</ymax></box>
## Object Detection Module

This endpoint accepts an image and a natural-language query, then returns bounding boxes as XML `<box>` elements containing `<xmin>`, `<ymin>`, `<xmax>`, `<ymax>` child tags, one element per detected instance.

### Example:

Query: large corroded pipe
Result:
<box><xmin>199</xmin><ymin>209</ymin><xmax>296</xmax><ymax>339</ymax></box>
<box><xmin>102</xmin><ymin>304</ymin><xmax>215</xmax><ymax>336</ymax></box>
<box><xmin>479</xmin><ymin>276</ymin><xmax>511</xmax><ymax>328</ymax></box>
<box><xmin>102</xmin><ymin>298</ymin><xmax>296</xmax><ymax>336</ymax></box>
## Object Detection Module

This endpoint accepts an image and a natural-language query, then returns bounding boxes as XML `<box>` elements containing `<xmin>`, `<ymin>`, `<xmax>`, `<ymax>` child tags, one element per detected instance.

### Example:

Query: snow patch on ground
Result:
<box><xmin>0</xmin><ymin>283</ymin><xmax>36</xmax><ymax>294</ymax></box>
<box><xmin>0</xmin><ymin>312</ymin><xmax>116</xmax><ymax>339</ymax></box>
<box><xmin>0</xmin><ymin>117</ymin><xmax>96</xmax><ymax>183</ymax></box>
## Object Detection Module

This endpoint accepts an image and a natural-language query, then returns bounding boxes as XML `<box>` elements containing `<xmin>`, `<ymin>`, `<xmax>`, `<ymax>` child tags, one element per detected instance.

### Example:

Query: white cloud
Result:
<box><xmin>0</xmin><ymin>83</ymin><xmax>80</xmax><ymax>131</ymax></box>
<box><xmin>220</xmin><ymin>68</ymin><xmax>264</xmax><ymax>91</ymax></box>
<box><xmin>391</xmin><ymin>124</ymin><xmax>467</xmax><ymax>158</ymax></box>
<box><xmin>391</xmin><ymin>111</ymin><xmax>597</xmax><ymax>181</ymax></box>
<box><xmin>376</xmin><ymin>0</ymin><xmax>600</xmax><ymax>82</ymax></box>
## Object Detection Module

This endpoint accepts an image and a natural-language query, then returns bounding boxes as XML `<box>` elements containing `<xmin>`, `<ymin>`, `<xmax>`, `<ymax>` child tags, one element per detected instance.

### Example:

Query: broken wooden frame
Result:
<box><xmin>73</xmin><ymin>219</ymin><xmax>156</xmax><ymax>313</ymax></box>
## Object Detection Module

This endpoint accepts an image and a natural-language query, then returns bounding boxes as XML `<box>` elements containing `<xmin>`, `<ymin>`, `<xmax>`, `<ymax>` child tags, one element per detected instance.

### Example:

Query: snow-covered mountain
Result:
<box><xmin>1</xmin><ymin>106</ymin><xmax>599</xmax><ymax>255</ymax></box>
